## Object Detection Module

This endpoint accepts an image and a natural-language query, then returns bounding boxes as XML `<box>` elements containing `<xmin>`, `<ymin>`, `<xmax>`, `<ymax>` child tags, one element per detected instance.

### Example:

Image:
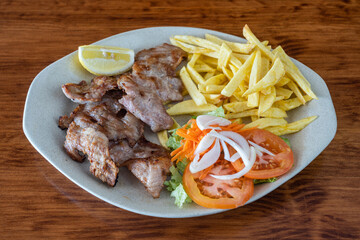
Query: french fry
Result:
<box><xmin>259</xmin><ymin>107</ymin><xmax>287</xmax><ymax>118</ymax></box>
<box><xmin>276</xmin><ymin>86</ymin><xmax>293</xmax><ymax>99</ymax></box>
<box><xmin>273</xmin><ymin>95</ymin><xmax>312</xmax><ymax>111</ymax></box>
<box><xmin>193</xmin><ymin>63</ymin><xmax>215</xmax><ymax>72</ymax></box>
<box><xmin>174</xmin><ymin>35</ymin><xmax>220</xmax><ymax>51</ymax></box>
<box><xmin>251</xmin><ymin>116</ymin><xmax>259</xmax><ymax>122</ymax></box>
<box><xmin>200</xmin><ymin>55</ymin><xmax>218</xmax><ymax>67</ymax></box>
<box><xmin>242</xmin><ymin>58</ymin><xmax>285</xmax><ymax>96</ymax></box>
<box><xmin>204</xmin><ymin>74</ymin><xmax>227</xmax><ymax>86</ymax></box>
<box><xmin>287</xmin><ymin>80</ymin><xmax>306</xmax><ymax>104</ymax></box>
<box><xmin>276</xmin><ymin>76</ymin><xmax>291</xmax><ymax>87</ymax></box>
<box><xmin>170</xmin><ymin>38</ymin><xmax>212</xmax><ymax>54</ymax></box>
<box><xmin>205</xmin><ymin>33</ymin><xmax>255</xmax><ymax>54</ymax></box>
<box><xmin>205</xmin><ymin>84</ymin><xmax>225</xmax><ymax>94</ymax></box>
<box><xmin>273</xmin><ymin>46</ymin><xmax>317</xmax><ymax>99</ymax></box>
<box><xmin>179</xmin><ymin>67</ymin><xmax>207</xmax><ymax>106</ymax></box>
<box><xmin>221</xmin><ymin>51</ymin><xmax>256</xmax><ymax>97</ymax></box>
<box><xmin>204</xmin><ymin>71</ymin><xmax>215</xmax><ymax>80</ymax></box>
<box><xmin>203</xmin><ymin>94</ymin><xmax>223</xmax><ymax>104</ymax></box>
<box><xmin>157</xmin><ymin>130</ymin><xmax>169</xmax><ymax>149</ymax></box>
<box><xmin>243</xmin><ymin>25</ymin><xmax>275</xmax><ymax>60</ymax></box>
<box><xmin>265</xmin><ymin>116</ymin><xmax>318</xmax><ymax>135</ymax></box>
<box><xmin>187</xmin><ymin>64</ymin><xmax>206</xmax><ymax>85</ymax></box>
<box><xmin>226</xmin><ymin>109</ymin><xmax>258</xmax><ymax>119</ymax></box>
<box><xmin>222</xmin><ymin>66</ymin><xmax>234</xmax><ymax>80</ymax></box>
<box><xmin>223</xmin><ymin>101</ymin><xmax>253</xmax><ymax>113</ymax></box>
<box><xmin>247</xmin><ymin>50</ymin><xmax>262</xmax><ymax>108</ymax></box>
<box><xmin>218</xmin><ymin>43</ymin><xmax>232</xmax><ymax>70</ymax></box>
<box><xmin>258</xmin><ymin>86</ymin><xmax>276</xmax><ymax>114</ymax></box>
<box><xmin>229</xmin><ymin>64</ymin><xmax>239</xmax><ymax>75</ymax></box>
<box><xmin>188</xmin><ymin>53</ymin><xmax>201</xmax><ymax>67</ymax></box>
<box><xmin>167</xmin><ymin>100</ymin><xmax>217</xmax><ymax>115</ymax></box>
<box><xmin>243</xmin><ymin>117</ymin><xmax>287</xmax><ymax>129</ymax></box>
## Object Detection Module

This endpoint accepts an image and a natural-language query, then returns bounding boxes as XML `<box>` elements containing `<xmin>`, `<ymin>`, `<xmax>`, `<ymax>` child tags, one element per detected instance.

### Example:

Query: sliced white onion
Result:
<box><xmin>255</xmin><ymin>148</ymin><xmax>263</xmax><ymax>157</ymax></box>
<box><xmin>210</xmin><ymin>146</ymin><xmax>256</xmax><ymax>180</ymax></box>
<box><xmin>190</xmin><ymin>139</ymin><xmax>221</xmax><ymax>173</ymax></box>
<box><xmin>220</xmin><ymin>139</ymin><xmax>230</xmax><ymax>161</ymax></box>
<box><xmin>229</xmin><ymin>152</ymin><xmax>240</xmax><ymax>162</ymax></box>
<box><xmin>196</xmin><ymin>115</ymin><xmax>231</xmax><ymax>131</ymax></box>
<box><xmin>219</xmin><ymin>131</ymin><xmax>250</xmax><ymax>160</ymax></box>
<box><xmin>208</xmin><ymin>131</ymin><xmax>248</xmax><ymax>165</ymax></box>
<box><xmin>248</xmin><ymin>140</ymin><xmax>275</xmax><ymax>156</ymax></box>
<box><xmin>194</xmin><ymin>134</ymin><xmax>216</xmax><ymax>155</ymax></box>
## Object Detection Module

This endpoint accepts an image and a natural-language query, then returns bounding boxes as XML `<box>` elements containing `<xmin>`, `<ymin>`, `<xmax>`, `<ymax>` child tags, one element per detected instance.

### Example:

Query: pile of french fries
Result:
<box><xmin>162</xmin><ymin>25</ymin><xmax>317</xmax><ymax>146</ymax></box>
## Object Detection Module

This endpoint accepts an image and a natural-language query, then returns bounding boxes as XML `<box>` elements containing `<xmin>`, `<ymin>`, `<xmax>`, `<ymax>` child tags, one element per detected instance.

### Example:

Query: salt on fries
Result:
<box><xmin>167</xmin><ymin>25</ymin><xmax>317</xmax><ymax>138</ymax></box>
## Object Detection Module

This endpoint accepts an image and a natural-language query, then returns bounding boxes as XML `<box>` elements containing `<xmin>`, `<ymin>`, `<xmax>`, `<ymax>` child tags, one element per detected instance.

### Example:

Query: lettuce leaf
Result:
<box><xmin>207</xmin><ymin>106</ymin><xmax>225</xmax><ymax>118</ymax></box>
<box><xmin>166</xmin><ymin>128</ymin><xmax>183</xmax><ymax>151</ymax></box>
<box><xmin>170</xmin><ymin>183</ymin><xmax>192</xmax><ymax>208</ymax></box>
<box><xmin>280</xmin><ymin>136</ymin><xmax>291</xmax><ymax>148</ymax></box>
<box><xmin>253</xmin><ymin>177</ymin><xmax>277</xmax><ymax>185</ymax></box>
<box><xmin>164</xmin><ymin>159</ymin><xmax>192</xmax><ymax>207</ymax></box>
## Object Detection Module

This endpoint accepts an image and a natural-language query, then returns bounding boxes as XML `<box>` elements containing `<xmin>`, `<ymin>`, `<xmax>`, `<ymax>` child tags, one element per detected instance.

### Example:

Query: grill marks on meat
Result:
<box><xmin>132</xmin><ymin>43</ymin><xmax>186</xmax><ymax>102</ymax></box>
<box><xmin>62</xmin><ymin>76</ymin><xmax>117</xmax><ymax>104</ymax></box>
<box><xmin>109</xmin><ymin>138</ymin><xmax>169</xmax><ymax>167</ymax></box>
<box><xmin>126</xmin><ymin>155</ymin><xmax>172</xmax><ymax>198</ymax></box>
<box><xmin>59</xmin><ymin>43</ymin><xmax>185</xmax><ymax>197</ymax></box>
<box><xmin>118</xmin><ymin>74</ymin><xmax>173</xmax><ymax>132</ymax></box>
<box><xmin>64</xmin><ymin>122</ymin><xmax>119</xmax><ymax>186</ymax></box>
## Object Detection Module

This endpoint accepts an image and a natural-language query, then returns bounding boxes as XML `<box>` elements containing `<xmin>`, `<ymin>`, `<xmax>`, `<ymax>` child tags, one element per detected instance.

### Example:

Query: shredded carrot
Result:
<box><xmin>170</xmin><ymin>118</ymin><xmax>252</xmax><ymax>176</ymax></box>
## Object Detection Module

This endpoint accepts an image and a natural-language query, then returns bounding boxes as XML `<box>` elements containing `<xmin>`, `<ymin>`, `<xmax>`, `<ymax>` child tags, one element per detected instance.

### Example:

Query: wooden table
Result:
<box><xmin>1</xmin><ymin>0</ymin><xmax>359</xmax><ymax>239</ymax></box>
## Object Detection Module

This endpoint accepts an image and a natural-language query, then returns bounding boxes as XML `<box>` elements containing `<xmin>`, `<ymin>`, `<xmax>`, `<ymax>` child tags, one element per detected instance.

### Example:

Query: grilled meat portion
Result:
<box><xmin>64</xmin><ymin>122</ymin><xmax>119</xmax><ymax>186</ymax></box>
<box><xmin>118</xmin><ymin>74</ymin><xmax>173</xmax><ymax>132</ymax></box>
<box><xmin>62</xmin><ymin>76</ymin><xmax>117</xmax><ymax>104</ymax></box>
<box><xmin>109</xmin><ymin>138</ymin><xmax>169</xmax><ymax>167</ymax></box>
<box><xmin>126</xmin><ymin>154</ymin><xmax>172</xmax><ymax>198</ymax></box>
<box><xmin>132</xmin><ymin>43</ymin><xmax>186</xmax><ymax>102</ymax></box>
<box><xmin>59</xmin><ymin>102</ymin><xmax>143</xmax><ymax>145</ymax></box>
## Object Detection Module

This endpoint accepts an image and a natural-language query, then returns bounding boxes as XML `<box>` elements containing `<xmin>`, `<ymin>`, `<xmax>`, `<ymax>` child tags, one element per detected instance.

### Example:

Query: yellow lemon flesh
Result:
<box><xmin>78</xmin><ymin>45</ymin><xmax>134</xmax><ymax>76</ymax></box>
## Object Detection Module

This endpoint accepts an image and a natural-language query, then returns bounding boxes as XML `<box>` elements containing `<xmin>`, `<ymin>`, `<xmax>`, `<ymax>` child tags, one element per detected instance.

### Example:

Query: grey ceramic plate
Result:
<box><xmin>23</xmin><ymin>27</ymin><xmax>337</xmax><ymax>218</ymax></box>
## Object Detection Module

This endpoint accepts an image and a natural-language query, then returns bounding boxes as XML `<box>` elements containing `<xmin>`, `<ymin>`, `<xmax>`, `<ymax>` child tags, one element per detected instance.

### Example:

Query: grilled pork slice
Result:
<box><xmin>132</xmin><ymin>43</ymin><xmax>186</xmax><ymax>102</ymax></box>
<box><xmin>59</xmin><ymin>101</ymin><xmax>144</xmax><ymax>145</ymax></box>
<box><xmin>59</xmin><ymin>90</ymin><xmax>124</xmax><ymax>130</ymax></box>
<box><xmin>62</xmin><ymin>76</ymin><xmax>117</xmax><ymax>104</ymax></box>
<box><xmin>126</xmin><ymin>154</ymin><xmax>172</xmax><ymax>198</ymax></box>
<box><xmin>118</xmin><ymin>74</ymin><xmax>173</xmax><ymax>132</ymax></box>
<box><xmin>109</xmin><ymin>138</ymin><xmax>169</xmax><ymax>167</ymax></box>
<box><xmin>64</xmin><ymin>122</ymin><xmax>119</xmax><ymax>186</ymax></box>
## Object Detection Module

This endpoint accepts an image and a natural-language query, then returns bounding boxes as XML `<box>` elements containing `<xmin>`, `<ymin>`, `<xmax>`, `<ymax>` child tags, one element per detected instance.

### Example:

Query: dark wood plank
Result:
<box><xmin>0</xmin><ymin>0</ymin><xmax>359</xmax><ymax>239</ymax></box>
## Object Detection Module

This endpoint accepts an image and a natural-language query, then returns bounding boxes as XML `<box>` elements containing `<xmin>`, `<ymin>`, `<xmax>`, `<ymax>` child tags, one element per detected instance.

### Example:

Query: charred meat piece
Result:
<box><xmin>109</xmin><ymin>138</ymin><xmax>169</xmax><ymax>167</ymax></box>
<box><xmin>118</xmin><ymin>74</ymin><xmax>173</xmax><ymax>132</ymax></box>
<box><xmin>59</xmin><ymin>102</ymin><xmax>144</xmax><ymax>145</ymax></box>
<box><xmin>59</xmin><ymin>90</ymin><xmax>124</xmax><ymax>130</ymax></box>
<box><xmin>84</xmin><ymin>104</ymin><xmax>143</xmax><ymax>145</ymax></box>
<box><xmin>126</xmin><ymin>154</ymin><xmax>172</xmax><ymax>198</ymax></box>
<box><xmin>64</xmin><ymin>122</ymin><xmax>118</xmax><ymax>186</ymax></box>
<box><xmin>62</xmin><ymin>76</ymin><xmax>117</xmax><ymax>104</ymax></box>
<box><xmin>132</xmin><ymin>43</ymin><xmax>186</xmax><ymax>102</ymax></box>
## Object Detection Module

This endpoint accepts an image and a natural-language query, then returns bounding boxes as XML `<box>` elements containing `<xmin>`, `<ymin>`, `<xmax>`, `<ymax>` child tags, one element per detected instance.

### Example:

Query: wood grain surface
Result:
<box><xmin>1</xmin><ymin>0</ymin><xmax>359</xmax><ymax>239</ymax></box>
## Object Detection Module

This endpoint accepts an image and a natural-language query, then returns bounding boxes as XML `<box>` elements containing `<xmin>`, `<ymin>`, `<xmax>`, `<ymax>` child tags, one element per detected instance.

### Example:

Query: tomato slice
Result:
<box><xmin>183</xmin><ymin>161</ymin><xmax>254</xmax><ymax>209</ymax></box>
<box><xmin>239</xmin><ymin>129</ymin><xmax>294</xmax><ymax>179</ymax></box>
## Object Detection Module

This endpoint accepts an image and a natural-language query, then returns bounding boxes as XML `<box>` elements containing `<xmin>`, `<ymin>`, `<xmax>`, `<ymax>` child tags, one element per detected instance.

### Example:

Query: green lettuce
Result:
<box><xmin>166</xmin><ymin>128</ymin><xmax>183</xmax><ymax>151</ymax></box>
<box><xmin>164</xmin><ymin>159</ymin><xmax>192</xmax><ymax>208</ymax></box>
<box><xmin>253</xmin><ymin>177</ymin><xmax>277</xmax><ymax>185</ymax></box>
<box><xmin>171</xmin><ymin>184</ymin><xmax>192</xmax><ymax>208</ymax></box>
<box><xmin>280</xmin><ymin>136</ymin><xmax>291</xmax><ymax>148</ymax></box>
<box><xmin>207</xmin><ymin>106</ymin><xmax>226</xmax><ymax>118</ymax></box>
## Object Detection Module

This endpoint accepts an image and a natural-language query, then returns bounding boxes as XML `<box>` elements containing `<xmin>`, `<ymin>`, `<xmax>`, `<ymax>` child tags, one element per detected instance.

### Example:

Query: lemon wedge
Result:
<box><xmin>78</xmin><ymin>45</ymin><xmax>134</xmax><ymax>76</ymax></box>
